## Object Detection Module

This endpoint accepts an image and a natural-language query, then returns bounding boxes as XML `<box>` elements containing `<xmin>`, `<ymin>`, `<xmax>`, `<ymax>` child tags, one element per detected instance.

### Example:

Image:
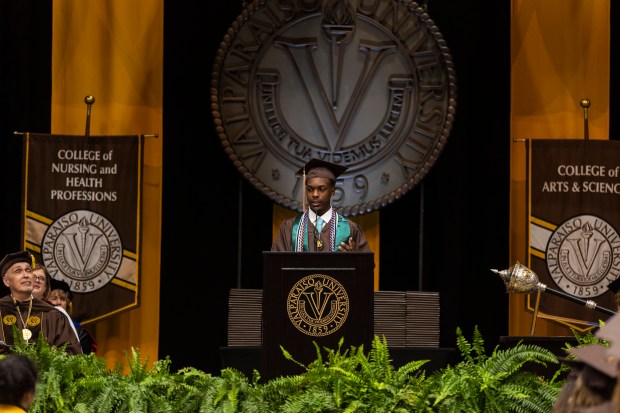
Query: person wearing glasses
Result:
<box><xmin>0</xmin><ymin>251</ymin><xmax>82</xmax><ymax>354</ymax></box>
<box><xmin>31</xmin><ymin>263</ymin><xmax>80</xmax><ymax>343</ymax></box>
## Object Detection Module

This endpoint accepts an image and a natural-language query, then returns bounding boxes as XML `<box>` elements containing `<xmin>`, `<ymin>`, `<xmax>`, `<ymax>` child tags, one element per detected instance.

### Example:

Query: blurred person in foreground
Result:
<box><xmin>552</xmin><ymin>313</ymin><xmax>620</xmax><ymax>412</ymax></box>
<box><xmin>0</xmin><ymin>354</ymin><xmax>39</xmax><ymax>412</ymax></box>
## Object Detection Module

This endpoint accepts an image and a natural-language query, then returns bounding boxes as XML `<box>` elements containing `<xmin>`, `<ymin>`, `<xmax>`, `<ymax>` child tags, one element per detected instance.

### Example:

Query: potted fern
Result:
<box><xmin>4</xmin><ymin>326</ymin><xmax>567</xmax><ymax>412</ymax></box>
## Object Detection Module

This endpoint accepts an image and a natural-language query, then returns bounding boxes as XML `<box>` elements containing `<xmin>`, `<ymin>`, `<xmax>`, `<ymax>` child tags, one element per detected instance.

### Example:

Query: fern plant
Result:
<box><xmin>273</xmin><ymin>335</ymin><xmax>434</xmax><ymax>412</ymax></box>
<box><xmin>1</xmin><ymin>326</ymin><xmax>571</xmax><ymax>412</ymax></box>
<box><xmin>562</xmin><ymin>323</ymin><xmax>609</xmax><ymax>351</ymax></box>
<box><xmin>423</xmin><ymin>326</ymin><xmax>564</xmax><ymax>413</ymax></box>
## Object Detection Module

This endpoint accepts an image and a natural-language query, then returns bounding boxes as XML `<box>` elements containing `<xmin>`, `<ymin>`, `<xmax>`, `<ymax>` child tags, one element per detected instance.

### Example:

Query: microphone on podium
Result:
<box><xmin>313</xmin><ymin>207</ymin><xmax>323</xmax><ymax>250</ymax></box>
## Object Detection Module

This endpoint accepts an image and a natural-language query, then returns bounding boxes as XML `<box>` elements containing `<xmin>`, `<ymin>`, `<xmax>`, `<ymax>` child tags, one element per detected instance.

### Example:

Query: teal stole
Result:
<box><xmin>291</xmin><ymin>211</ymin><xmax>351</xmax><ymax>252</ymax></box>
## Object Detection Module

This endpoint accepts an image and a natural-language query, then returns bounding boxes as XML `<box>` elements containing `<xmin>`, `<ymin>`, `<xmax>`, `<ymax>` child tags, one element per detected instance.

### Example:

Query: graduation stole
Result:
<box><xmin>292</xmin><ymin>211</ymin><xmax>351</xmax><ymax>252</ymax></box>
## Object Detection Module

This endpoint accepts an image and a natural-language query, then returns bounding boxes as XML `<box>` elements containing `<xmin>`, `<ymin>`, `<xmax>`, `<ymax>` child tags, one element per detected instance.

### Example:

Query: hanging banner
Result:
<box><xmin>22</xmin><ymin>133</ymin><xmax>142</xmax><ymax>325</ymax></box>
<box><xmin>527</xmin><ymin>139</ymin><xmax>620</xmax><ymax>330</ymax></box>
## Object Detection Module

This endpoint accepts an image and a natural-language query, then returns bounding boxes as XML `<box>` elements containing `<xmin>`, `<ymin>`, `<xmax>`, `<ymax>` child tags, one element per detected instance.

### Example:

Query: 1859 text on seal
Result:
<box><xmin>211</xmin><ymin>0</ymin><xmax>456</xmax><ymax>215</ymax></box>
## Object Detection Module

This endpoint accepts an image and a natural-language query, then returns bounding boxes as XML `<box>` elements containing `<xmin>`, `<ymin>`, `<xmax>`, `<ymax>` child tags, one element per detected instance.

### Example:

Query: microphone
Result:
<box><xmin>313</xmin><ymin>207</ymin><xmax>324</xmax><ymax>250</ymax></box>
<box><xmin>312</xmin><ymin>207</ymin><xmax>323</xmax><ymax>231</ymax></box>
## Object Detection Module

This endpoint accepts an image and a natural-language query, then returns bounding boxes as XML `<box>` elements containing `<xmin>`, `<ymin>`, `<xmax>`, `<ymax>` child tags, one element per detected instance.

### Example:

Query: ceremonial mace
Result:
<box><xmin>84</xmin><ymin>95</ymin><xmax>95</xmax><ymax>138</ymax></box>
<box><xmin>491</xmin><ymin>262</ymin><xmax>616</xmax><ymax>334</ymax></box>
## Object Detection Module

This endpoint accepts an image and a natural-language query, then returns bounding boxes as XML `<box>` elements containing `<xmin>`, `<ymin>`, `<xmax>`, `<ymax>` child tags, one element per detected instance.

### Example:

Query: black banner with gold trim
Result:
<box><xmin>527</xmin><ymin>139</ymin><xmax>620</xmax><ymax>330</ymax></box>
<box><xmin>22</xmin><ymin>133</ymin><xmax>142</xmax><ymax>324</ymax></box>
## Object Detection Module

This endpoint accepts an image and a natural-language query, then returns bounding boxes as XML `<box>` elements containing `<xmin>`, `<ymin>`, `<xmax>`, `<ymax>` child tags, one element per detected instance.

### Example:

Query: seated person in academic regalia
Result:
<box><xmin>32</xmin><ymin>262</ymin><xmax>81</xmax><ymax>343</ymax></box>
<box><xmin>47</xmin><ymin>280</ymin><xmax>98</xmax><ymax>355</ymax></box>
<box><xmin>0</xmin><ymin>251</ymin><xmax>82</xmax><ymax>355</ymax></box>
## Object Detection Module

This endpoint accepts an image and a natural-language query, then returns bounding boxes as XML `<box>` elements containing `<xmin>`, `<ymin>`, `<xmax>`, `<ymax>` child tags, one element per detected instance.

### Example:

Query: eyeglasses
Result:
<box><xmin>34</xmin><ymin>276</ymin><xmax>46</xmax><ymax>283</ymax></box>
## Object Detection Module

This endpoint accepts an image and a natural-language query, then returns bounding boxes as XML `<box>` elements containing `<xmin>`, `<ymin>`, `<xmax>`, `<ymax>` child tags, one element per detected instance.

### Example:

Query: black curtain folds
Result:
<box><xmin>2</xmin><ymin>0</ymin><xmax>524</xmax><ymax>375</ymax></box>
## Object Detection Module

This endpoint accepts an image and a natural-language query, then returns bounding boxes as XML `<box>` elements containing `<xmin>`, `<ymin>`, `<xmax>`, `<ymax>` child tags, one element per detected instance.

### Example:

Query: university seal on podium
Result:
<box><xmin>211</xmin><ymin>0</ymin><xmax>456</xmax><ymax>215</ymax></box>
<box><xmin>287</xmin><ymin>273</ymin><xmax>349</xmax><ymax>337</ymax></box>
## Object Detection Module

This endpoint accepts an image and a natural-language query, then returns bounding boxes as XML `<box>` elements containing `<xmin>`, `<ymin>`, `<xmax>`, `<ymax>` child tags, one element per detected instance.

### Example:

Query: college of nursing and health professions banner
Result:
<box><xmin>22</xmin><ymin>133</ymin><xmax>143</xmax><ymax>325</ymax></box>
<box><xmin>527</xmin><ymin>139</ymin><xmax>620</xmax><ymax>331</ymax></box>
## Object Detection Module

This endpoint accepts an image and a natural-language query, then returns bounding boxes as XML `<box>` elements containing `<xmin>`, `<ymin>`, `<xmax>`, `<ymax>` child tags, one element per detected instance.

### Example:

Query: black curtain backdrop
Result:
<box><xmin>0</xmin><ymin>1</ymin><xmax>52</xmax><ymax>255</ymax></box>
<box><xmin>160</xmin><ymin>0</ymin><xmax>511</xmax><ymax>374</ymax></box>
<box><xmin>9</xmin><ymin>1</ymin><xmax>619</xmax><ymax>376</ymax></box>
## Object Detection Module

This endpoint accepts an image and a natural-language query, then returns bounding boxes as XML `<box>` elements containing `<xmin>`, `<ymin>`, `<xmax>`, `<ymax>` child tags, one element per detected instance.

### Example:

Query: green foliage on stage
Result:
<box><xmin>426</xmin><ymin>327</ymin><xmax>562</xmax><ymax>413</ymax></box>
<box><xmin>4</xmin><ymin>328</ymin><xmax>568</xmax><ymax>412</ymax></box>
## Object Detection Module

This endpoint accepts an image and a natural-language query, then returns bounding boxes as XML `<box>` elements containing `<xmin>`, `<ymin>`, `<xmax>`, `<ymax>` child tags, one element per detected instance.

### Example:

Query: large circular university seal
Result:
<box><xmin>546</xmin><ymin>214</ymin><xmax>620</xmax><ymax>298</ymax></box>
<box><xmin>287</xmin><ymin>274</ymin><xmax>349</xmax><ymax>337</ymax></box>
<box><xmin>211</xmin><ymin>0</ymin><xmax>456</xmax><ymax>215</ymax></box>
<box><xmin>41</xmin><ymin>209</ymin><xmax>123</xmax><ymax>293</ymax></box>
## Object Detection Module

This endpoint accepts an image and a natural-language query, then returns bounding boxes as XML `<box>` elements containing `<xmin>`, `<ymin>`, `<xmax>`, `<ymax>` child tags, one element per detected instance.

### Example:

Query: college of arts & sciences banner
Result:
<box><xmin>527</xmin><ymin>139</ymin><xmax>620</xmax><ymax>330</ymax></box>
<box><xmin>22</xmin><ymin>133</ymin><xmax>143</xmax><ymax>325</ymax></box>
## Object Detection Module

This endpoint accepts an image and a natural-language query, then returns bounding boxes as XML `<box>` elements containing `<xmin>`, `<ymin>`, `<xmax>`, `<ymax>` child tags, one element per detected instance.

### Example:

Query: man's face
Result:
<box><xmin>305</xmin><ymin>177</ymin><xmax>335</xmax><ymax>214</ymax></box>
<box><xmin>2</xmin><ymin>262</ymin><xmax>34</xmax><ymax>296</ymax></box>
<box><xmin>32</xmin><ymin>268</ymin><xmax>47</xmax><ymax>299</ymax></box>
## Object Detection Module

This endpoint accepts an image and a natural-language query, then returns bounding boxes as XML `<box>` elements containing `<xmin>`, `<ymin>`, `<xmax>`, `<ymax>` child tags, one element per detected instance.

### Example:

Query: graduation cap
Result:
<box><xmin>596</xmin><ymin>313</ymin><xmax>620</xmax><ymax>359</ymax></box>
<box><xmin>608</xmin><ymin>277</ymin><xmax>620</xmax><ymax>295</ymax></box>
<box><xmin>50</xmin><ymin>279</ymin><xmax>73</xmax><ymax>300</ymax></box>
<box><xmin>567</xmin><ymin>344</ymin><xmax>619</xmax><ymax>379</ymax></box>
<box><xmin>297</xmin><ymin>158</ymin><xmax>348</xmax><ymax>181</ymax></box>
<box><xmin>560</xmin><ymin>347</ymin><xmax>619</xmax><ymax>409</ymax></box>
<box><xmin>0</xmin><ymin>251</ymin><xmax>35</xmax><ymax>277</ymax></box>
<box><xmin>297</xmin><ymin>159</ymin><xmax>348</xmax><ymax>212</ymax></box>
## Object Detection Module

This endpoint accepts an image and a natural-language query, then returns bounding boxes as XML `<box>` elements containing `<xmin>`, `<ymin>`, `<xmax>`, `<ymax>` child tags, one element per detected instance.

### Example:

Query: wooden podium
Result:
<box><xmin>262</xmin><ymin>251</ymin><xmax>375</xmax><ymax>380</ymax></box>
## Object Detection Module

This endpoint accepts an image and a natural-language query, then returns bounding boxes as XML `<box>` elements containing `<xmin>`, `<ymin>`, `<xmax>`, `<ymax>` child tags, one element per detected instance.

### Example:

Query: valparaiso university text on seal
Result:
<box><xmin>287</xmin><ymin>274</ymin><xmax>349</xmax><ymax>337</ymax></box>
<box><xmin>41</xmin><ymin>209</ymin><xmax>123</xmax><ymax>293</ymax></box>
<box><xmin>546</xmin><ymin>215</ymin><xmax>620</xmax><ymax>299</ymax></box>
<box><xmin>211</xmin><ymin>0</ymin><xmax>456</xmax><ymax>215</ymax></box>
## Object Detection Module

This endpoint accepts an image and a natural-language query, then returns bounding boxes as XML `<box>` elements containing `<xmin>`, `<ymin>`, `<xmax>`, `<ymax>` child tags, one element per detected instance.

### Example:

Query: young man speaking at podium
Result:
<box><xmin>271</xmin><ymin>159</ymin><xmax>371</xmax><ymax>253</ymax></box>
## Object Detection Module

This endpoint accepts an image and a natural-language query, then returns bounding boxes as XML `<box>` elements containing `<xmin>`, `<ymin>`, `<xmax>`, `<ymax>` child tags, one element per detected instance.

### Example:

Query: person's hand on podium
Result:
<box><xmin>338</xmin><ymin>237</ymin><xmax>357</xmax><ymax>252</ymax></box>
